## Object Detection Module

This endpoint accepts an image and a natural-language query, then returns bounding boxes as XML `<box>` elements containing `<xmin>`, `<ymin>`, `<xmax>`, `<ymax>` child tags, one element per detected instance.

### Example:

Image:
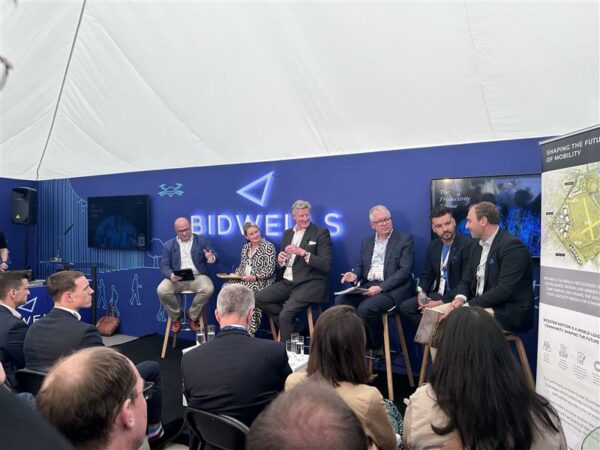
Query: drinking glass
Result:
<box><xmin>291</xmin><ymin>333</ymin><xmax>300</xmax><ymax>342</ymax></box>
<box><xmin>294</xmin><ymin>341</ymin><xmax>304</xmax><ymax>356</ymax></box>
<box><xmin>196</xmin><ymin>328</ymin><xmax>206</xmax><ymax>346</ymax></box>
<box><xmin>207</xmin><ymin>325</ymin><xmax>216</xmax><ymax>341</ymax></box>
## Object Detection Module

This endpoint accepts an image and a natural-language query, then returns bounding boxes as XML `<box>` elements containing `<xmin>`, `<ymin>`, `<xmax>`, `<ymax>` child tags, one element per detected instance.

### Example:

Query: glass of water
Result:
<box><xmin>207</xmin><ymin>324</ymin><xmax>216</xmax><ymax>341</ymax></box>
<box><xmin>196</xmin><ymin>327</ymin><xmax>206</xmax><ymax>346</ymax></box>
<box><xmin>294</xmin><ymin>341</ymin><xmax>304</xmax><ymax>356</ymax></box>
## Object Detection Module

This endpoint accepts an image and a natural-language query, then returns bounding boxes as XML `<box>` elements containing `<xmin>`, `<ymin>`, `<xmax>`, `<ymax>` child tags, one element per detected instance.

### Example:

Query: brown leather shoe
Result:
<box><xmin>171</xmin><ymin>319</ymin><xmax>181</xmax><ymax>334</ymax></box>
<box><xmin>187</xmin><ymin>310</ymin><xmax>200</xmax><ymax>332</ymax></box>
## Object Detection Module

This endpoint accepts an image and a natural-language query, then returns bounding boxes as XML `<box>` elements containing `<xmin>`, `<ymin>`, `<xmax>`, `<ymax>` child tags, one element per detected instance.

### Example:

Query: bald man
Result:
<box><xmin>157</xmin><ymin>217</ymin><xmax>218</xmax><ymax>333</ymax></box>
<box><xmin>37</xmin><ymin>347</ymin><xmax>147</xmax><ymax>450</ymax></box>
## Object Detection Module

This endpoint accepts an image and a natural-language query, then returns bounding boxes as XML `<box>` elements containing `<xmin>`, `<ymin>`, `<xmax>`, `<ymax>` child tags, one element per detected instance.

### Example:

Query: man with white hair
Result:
<box><xmin>37</xmin><ymin>347</ymin><xmax>148</xmax><ymax>450</ymax></box>
<box><xmin>182</xmin><ymin>284</ymin><xmax>292</xmax><ymax>426</ymax></box>
<box><xmin>255</xmin><ymin>200</ymin><xmax>332</xmax><ymax>342</ymax></box>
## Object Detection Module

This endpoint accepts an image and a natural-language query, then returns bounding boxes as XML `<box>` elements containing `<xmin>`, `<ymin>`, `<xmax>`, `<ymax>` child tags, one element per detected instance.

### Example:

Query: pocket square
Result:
<box><xmin>308</xmin><ymin>241</ymin><xmax>317</xmax><ymax>245</ymax></box>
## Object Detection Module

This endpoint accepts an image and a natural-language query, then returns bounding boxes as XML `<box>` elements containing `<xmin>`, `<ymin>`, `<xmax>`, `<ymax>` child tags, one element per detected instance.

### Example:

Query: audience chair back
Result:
<box><xmin>15</xmin><ymin>368</ymin><xmax>47</xmax><ymax>396</ymax></box>
<box><xmin>185</xmin><ymin>408</ymin><xmax>249</xmax><ymax>450</ymax></box>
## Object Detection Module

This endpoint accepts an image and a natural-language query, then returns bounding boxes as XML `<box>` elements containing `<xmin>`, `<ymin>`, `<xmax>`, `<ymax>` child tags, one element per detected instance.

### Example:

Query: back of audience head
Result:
<box><xmin>47</xmin><ymin>270</ymin><xmax>88</xmax><ymax>304</ymax></box>
<box><xmin>430</xmin><ymin>306</ymin><xmax>560</xmax><ymax>450</ymax></box>
<box><xmin>0</xmin><ymin>270</ymin><xmax>30</xmax><ymax>302</ymax></box>
<box><xmin>216</xmin><ymin>283</ymin><xmax>254</xmax><ymax>325</ymax></box>
<box><xmin>307</xmin><ymin>305</ymin><xmax>369</xmax><ymax>386</ymax></box>
<box><xmin>247</xmin><ymin>380</ymin><xmax>368</xmax><ymax>450</ymax></box>
<box><xmin>37</xmin><ymin>347</ymin><xmax>147</xmax><ymax>450</ymax></box>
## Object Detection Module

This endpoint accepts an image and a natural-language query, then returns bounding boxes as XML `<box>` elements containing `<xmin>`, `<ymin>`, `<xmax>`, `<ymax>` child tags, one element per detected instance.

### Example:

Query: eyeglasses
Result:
<box><xmin>176</xmin><ymin>227</ymin><xmax>191</xmax><ymax>233</ymax></box>
<box><xmin>371</xmin><ymin>217</ymin><xmax>392</xmax><ymax>225</ymax></box>
<box><xmin>139</xmin><ymin>381</ymin><xmax>154</xmax><ymax>400</ymax></box>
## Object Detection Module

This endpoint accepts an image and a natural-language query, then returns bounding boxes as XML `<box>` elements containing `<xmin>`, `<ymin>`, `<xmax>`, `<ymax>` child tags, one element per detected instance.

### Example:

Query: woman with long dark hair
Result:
<box><xmin>285</xmin><ymin>305</ymin><xmax>398</xmax><ymax>450</ymax></box>
<box><xmin>403</xmin><ymin>307</ymin><xmax>566</xmax><ymax>450</ymax></box>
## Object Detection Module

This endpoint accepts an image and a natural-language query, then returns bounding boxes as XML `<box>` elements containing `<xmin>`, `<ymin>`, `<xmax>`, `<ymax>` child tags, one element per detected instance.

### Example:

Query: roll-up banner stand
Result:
<box><xmin>538</xmin><ymin>125</ymin><xmax>600</xmax><ymax>449</ymax></box>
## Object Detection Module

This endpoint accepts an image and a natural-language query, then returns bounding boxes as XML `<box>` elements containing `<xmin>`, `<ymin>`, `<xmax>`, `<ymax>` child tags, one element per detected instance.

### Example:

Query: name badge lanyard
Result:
<box><xmin>437</xmin><ymin>247</ymin><xmax>451</xmax><ymax>295</ymax></box>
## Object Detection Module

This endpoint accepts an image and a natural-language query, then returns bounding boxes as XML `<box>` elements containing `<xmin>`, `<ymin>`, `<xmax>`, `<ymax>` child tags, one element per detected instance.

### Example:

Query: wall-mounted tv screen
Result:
<box><xmin>431</xmin><ymin>174</ymin><xmax>541</xmax><ymax>257</ymax></box>
<box><xmin>88</xmin><ymin>195</ymin><xmax>150</xmax><ymax>250</ymax></box>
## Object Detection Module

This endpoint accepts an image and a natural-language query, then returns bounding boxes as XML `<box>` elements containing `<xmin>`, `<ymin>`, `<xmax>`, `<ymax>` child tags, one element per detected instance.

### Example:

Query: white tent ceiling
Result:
<box><xmin>0</xmin><ymin>1</ymin><xmax>598</xmax><ymax>180</ymax></box>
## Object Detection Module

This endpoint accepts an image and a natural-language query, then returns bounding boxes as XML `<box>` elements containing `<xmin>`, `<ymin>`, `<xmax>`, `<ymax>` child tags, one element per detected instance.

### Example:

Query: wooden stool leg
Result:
<box><xmin>511</xmin><ymin>336</ymin><xmax>535</xmax><ymax>389</ymax></box>
<box><xmin>161</xmin><ymin>316</ymin><xmax>172</xmax><ymax>359</ymax></box>
<box><xmin>382</xmin><ymin>314</ymin><xmax>394</xmax><ymax>401</ymax></box>
<box><xmin>307</xmin><ymin>306</ymin><xmax>314</xmax><ymax>337</ymax></box>
<box><xmin>269</xmin><ymin>316</ymin><xmax>279</xmax><ymax>342</ymax></box>
<box><xmin>419</xmin><ymin>345</ymin><xmax>430</xmax><ymax>386</ymax></box>
<box><xmin>395</xmin><ymin>315</ymin><xmax>415</xmax><ymax>387</ymax></box>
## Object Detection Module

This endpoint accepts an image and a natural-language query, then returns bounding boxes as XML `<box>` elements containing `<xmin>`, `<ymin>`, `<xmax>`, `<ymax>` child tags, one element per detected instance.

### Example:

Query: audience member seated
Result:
<box><xmin>37</xmin><ymin>347</ymin><xmax>148</xmax><ymax>450</ymax></box>
<box><xmin>247</xmin><ymin>379</ymin><xmax>369</xmax><ymax>450</ymax></box>
<box><xmin>403</xmin><ymin>307</ymin><xmax>567</xmax><ymax>450</ymax></box>
<box><xmin>0</xmin><ymin>270</ymin><xmax>30</xmax><ymax>390</ymax></box>
<box><xmin>335</xmin><ymin>205</ymin><xmax>414</xmax><ymax>352</ymax></box>
<box><xmin>157</xmin><ymin>216</ymin><xmax>218</xmax><ymax>334</ymax></box>
<box><xmin>182</xmin><ymin>283</ymin><xmax>292</xmax><ymax>426</ymax></box>
<box><xmin>285</xmin><ymin>305</ymin><xmax>398</xmax><ymax>450</ymax></box>
<box><xmin>255</xmin><ymin>199</ymin><xmax>332</xmax><ymax>342</ymax></box>
<box><xmin>0</xmin><ymin>373</ymin><xmax>73</xmax><ymax>450</ymax></box>
<box><xmin>228</xmin><ymin>222</ymin><xmax>276</xmax><ymax>335</ymax></box>
<box><xmin>24</xmin><ymin>270</ymin><xmax>178</xmax><ymax>449</ymax></box>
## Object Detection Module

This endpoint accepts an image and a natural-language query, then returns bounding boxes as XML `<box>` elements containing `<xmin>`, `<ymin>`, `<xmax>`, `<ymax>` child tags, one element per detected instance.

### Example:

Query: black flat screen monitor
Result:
<box><xmin>88</xmin><ymin>195</ymin><xmax>150</xmax><ymax>250</ymax></box>
<box><xmin>431</xmin><ymin>174</ymin><xmax>541</xmax><ymax>257</ymax></box>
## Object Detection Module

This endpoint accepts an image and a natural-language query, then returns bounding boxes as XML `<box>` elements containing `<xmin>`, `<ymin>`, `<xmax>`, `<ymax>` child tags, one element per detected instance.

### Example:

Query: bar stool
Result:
<box><xmin>268</xmin><ymin>304</ymin><xmax>323</xmax><ymax>342</ymax></box>
<box><xmin>160</xmin><ymin>290</ymin><xmax>208</xmax><ymax>359</ymax></box>
<box><xmin>418</xmin><ymin>333</ymin><xmax>535</xmax><ymax>389</ymax></box>
<box><xmin>380</xmin><ymin>306</ymin><xmax>415</xmax><ymax>401</ymax></box>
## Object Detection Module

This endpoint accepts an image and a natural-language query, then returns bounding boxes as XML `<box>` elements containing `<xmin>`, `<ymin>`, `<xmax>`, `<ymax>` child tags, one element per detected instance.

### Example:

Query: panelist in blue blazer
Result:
<box><xmin>335</xmin><ymin>205</ymin><xmax>414</xmax><ymax>350</ymax></box>
<box><xmin>157</xmin><ymin>217</ymin><xmax>218</xmax><ymax>334</ymax></box>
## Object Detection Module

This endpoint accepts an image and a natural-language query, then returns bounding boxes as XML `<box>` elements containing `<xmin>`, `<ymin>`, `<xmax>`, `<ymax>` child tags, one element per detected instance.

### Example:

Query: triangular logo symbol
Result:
<box><xmin>18</xmin><ymin>297</ymin><xmax>37</xmax><ymax>314</ymax></box>
<box><xmin>236</xmin><ymin>172</ymin><xmax>274</xmax><ymax>207</ymax></box>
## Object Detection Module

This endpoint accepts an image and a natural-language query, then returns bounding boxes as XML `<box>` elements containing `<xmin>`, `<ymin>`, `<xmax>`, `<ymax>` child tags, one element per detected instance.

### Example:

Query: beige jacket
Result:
<box><xmin>403</xmin><ymin>384</ymin><xmax>568</xmax><ymax>450</ymax></box>
<box><xmin>285</xmin><ymin>372</ymin><xmax>397</xmax><ymax>450</ymax></box>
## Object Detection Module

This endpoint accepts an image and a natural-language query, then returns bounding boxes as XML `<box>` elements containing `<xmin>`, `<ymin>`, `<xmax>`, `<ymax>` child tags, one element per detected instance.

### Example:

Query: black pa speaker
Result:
<box><xmin>11</xmin><ymin>187</ymin><xmax>37</xmax><ymax>225</ymax></box>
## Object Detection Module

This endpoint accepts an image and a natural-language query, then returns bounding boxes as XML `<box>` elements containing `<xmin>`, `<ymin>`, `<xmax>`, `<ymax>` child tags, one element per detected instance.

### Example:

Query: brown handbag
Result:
<box><xmin>96</xmin><ymin>306</ymin><xmax>120</xmax><ymax>336</ymax></box>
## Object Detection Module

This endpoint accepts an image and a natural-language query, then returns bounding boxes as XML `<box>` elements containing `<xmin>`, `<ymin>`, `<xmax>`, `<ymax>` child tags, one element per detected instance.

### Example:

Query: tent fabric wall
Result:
<box><xmin>1</xmin><ymin>2</ymin><xmax>598</xmax><ymax>180</ymax></box>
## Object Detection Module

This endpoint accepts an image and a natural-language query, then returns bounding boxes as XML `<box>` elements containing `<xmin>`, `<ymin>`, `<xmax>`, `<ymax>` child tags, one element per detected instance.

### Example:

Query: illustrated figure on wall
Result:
<box><xmin>156</xmin><ymin>303</ymin><xmax>168</xmax><ymax>322</ymax></box>
<box><xmin>109</xmin><ymin>284</ymin><xmax>120</xmax><ymax>317</ymax></box>
<box><xmin>129</xmin><ymin>274</ymin><xmax>142</xmax><ymax>306</ymax></box>
<box><xmin>97</xmin><ymin>279</ymin><xmax>107</xmax><ymax>310</ymax></box>
<box><xmin>146</xmin><ymin>238</ymin><xmax>164</xmax><ymax>268</ymax></box>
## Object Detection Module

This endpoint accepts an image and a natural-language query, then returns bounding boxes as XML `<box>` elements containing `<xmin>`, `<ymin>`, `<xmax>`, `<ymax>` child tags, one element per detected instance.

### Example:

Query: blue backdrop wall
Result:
<box><xmin>1</xmin><ymin>138</ymin><xmax>542</xmax><ymax>372</ymax></box>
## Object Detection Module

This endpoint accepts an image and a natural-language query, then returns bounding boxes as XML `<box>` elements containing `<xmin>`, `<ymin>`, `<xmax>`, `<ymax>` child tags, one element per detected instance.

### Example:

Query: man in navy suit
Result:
<box><xmin>335</xmin><ymin>205</ymin><xmax>414</xmax><ymax>350</ymax></box>
<box><xmin>157</xmin><ymin>217</ymin><xmax>218</xmax><ymax>333</ymax></box>
<box><xmin>24</xmin><ymin>271</ymin><xmax>178</xmax><ymax>450</ymax></box>
<box><xmin>182</xmin><ymin>283</ymin><xmax>291</xmax><ymax>427</ymax></box>
<box><xmin>429</xmin><ymin>201</ymin><xmax>534</xmax><ymax>333</ymax></box>
<box><xmin>0</xmin><ymin>271</ymin><xmax>29</xmax><ymax>390</ymax></box>
<box><xmin>398</xmin><ymin>206</ymin><xmax>476</xmax><ymax>326</ymax></box>
<box><xmin>255</xmin><ymin>200</ymin><xmax>332</xmax><ymax>342</ymax></box>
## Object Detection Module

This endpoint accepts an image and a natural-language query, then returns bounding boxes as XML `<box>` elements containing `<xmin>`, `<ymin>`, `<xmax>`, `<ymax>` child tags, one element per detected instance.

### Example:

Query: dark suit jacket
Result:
<box><xmin>160</xmin><ymin>234</ymin><xmax>218</xmax><ymax>279</ymax></box>
<box><xmin>456</xmin><ymin>228</ymin><xmax>534</xmax><ymax>332</ymax></box>
<box><xmin>278</xmin><ymin>223</ymin><xmax>332</xmax><ymax>303</ymax></box>
<box><xmin>0</xmin><ymin>305</ymin><xmax>28</xmax><ymax>389</ymax></box>
<box><xmin>352</xmin><ymin>230</ymin><xmax>415</xmax><ymax>305</ymax></box>
<box><xmin>418</xmin><ymin>233</ymin><xmax>476</xmax><ymax>302</ymax></box>
<box><xmin>182</xmin><ymin>328</ymin><xmax>292</xmax><ymax>426</ymax></box>
<box><xmin>23</xmin><ymin>308</ymin><xmax>103</xmax><ymax>371</ymax></box>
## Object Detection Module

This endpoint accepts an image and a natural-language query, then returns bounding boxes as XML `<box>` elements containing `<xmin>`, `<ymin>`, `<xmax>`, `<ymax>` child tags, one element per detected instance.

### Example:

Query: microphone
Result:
<box><xmin>53</xmin><ymin>224</ymin><xmax>74</xmax><ymax>262</ymax></box>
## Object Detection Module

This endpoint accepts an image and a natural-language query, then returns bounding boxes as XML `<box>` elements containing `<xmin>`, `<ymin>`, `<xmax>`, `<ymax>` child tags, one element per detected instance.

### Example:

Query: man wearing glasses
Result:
<box><xmin>24</xmin><ymin>271</ymin><xmax>179</xmax><ymax>449</ymax></box>
<box><xmin>335</xmin><ymin>205</ymin><xmax>415</xmax><ymax>351</ymax></box>
<box><xmin>157</xmin><ymin>217</ymin><xmax>218</xmax><ymax>334</ymax></box>
<box><xmin>37</xmin><ymin>347</ymin><xmax>149</xmax><ymax>450</ymax></box>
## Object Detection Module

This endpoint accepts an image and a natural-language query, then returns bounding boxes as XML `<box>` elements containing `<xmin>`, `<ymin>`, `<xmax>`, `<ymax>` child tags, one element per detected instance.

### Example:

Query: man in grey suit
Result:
<box><xmin>335</xmin><ymin>205</ymin><xmax>414</xmax><ymax>350</ymax></box>
<box><xmin>255</xmin><ymin>200</ymin><xmax>332</xmax><ymax>342</ymax></box>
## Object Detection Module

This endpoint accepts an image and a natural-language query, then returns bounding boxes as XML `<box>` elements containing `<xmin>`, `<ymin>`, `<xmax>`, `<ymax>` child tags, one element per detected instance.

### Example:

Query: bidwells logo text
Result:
<box><xmin>191</xmin><ymin>171</ymin><xmax>343</xmax><ymax>237</ymax></box>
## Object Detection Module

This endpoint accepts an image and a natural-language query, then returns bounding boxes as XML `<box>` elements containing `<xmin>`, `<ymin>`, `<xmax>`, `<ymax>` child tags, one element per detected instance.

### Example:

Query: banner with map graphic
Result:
<box><xmin>538</xmin><ymin>125</ymin><xmax>600</xmax><ymax>450</ymax></box>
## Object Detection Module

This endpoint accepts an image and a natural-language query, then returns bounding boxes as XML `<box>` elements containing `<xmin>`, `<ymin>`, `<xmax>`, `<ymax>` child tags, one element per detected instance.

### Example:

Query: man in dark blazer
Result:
<box><xmin>0</xmin><ymin>271</ymin><xmax>30</xmax><ymax>390</ymax></box>
<box><xmin>255</xmin><ymin>200</ymin><xmax>332</xmax><ymax>342</ymax></box>
<box><xmin>335</xmin><ymin>205</ymin><xmax>414</xmax><ymax>349</ymax></box>
<box><xmin>157</xmin><ymin>217</ymin><xmax>218</xmax><ymax>333</ymax></box>
<box><xmin>437</xmin><ymin>201</ymin><xmax>534</xmax><ymax>333</ymax></box>
<box><xmin>399</xmin><ymin>206</ymin><xmax>475</xmax><ymax>326</ymax></box>
<box><xmin>182</xmin><ymin>283</ymin><xmax>292</xmax><ymax>427</ymax></box>
<box><xmin>24</xmin><ymin>270</ymin><xmax>177</xmax><ymax>450</ymax></box>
